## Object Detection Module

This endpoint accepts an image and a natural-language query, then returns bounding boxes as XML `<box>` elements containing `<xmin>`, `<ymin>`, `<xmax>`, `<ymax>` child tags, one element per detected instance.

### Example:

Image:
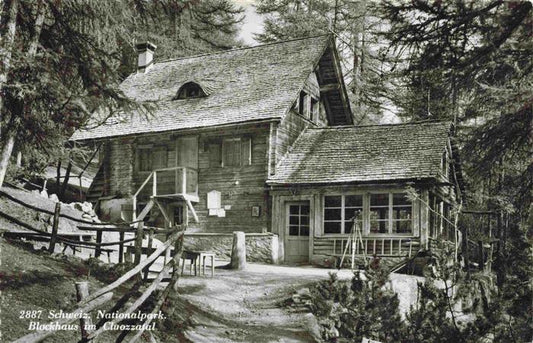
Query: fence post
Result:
<box><xmin>117</xmin><ymin>231</ymin><xmax>125</xmax><ymax>264</ymax></box>
<box><xmin>143</xmin><ymin>228</ymin><xmax>154</xmax><ymax>280</ymax></box>
<box><xmin>95</xmin><ymin>230</ymin><xmax>102</xmax><ymax>258</ymax></box>
<box><xmin>134</xmin><ymin>222</ymin><xmax>144</xmax><ymax>265</ymax></box>
<box><xmin>230</xmin><ymin>231</ymin><xmax>246</xmax><ymax>270</ymax></box>
<box><xmin>75</xmin><ymin>281</ymin><xmax>94</xmax><ymax>341</ymax></box>
<box><xmin>48</xmin><ymin>202</ymin><xmax>61</xmax><ymax>253</ymax></box>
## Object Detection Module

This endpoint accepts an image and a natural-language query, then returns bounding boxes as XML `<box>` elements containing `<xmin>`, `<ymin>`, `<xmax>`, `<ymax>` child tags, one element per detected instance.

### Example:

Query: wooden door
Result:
<box><xmin>285</xmin><ymin>201</ymin><xmax>310</xmax><ymax>263</ymax></box>
<box><xmin>177</xmin><ymin>136</ymin><xmax>198</xmax><ymax>169</ymax></box>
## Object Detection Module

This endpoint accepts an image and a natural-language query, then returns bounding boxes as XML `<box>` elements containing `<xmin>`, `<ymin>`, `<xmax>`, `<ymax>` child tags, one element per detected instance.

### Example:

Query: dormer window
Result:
<box><xmin>175</xmin><ymin>82</ymin><xmax>206</xmax><ymax>99</ymax></box>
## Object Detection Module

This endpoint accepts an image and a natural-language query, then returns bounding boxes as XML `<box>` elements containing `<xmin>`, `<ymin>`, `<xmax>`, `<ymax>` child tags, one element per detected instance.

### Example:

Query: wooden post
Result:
<box><xmin>182</xmin><ymin>168</ymin><xmax>187</xmax><ymax>194</ymax></box>
<box><xmin>153</xmin><ymin>171</ymin><xmax>157</xmax><ymax>196</ymax></box>
<box><xmin>95</xmin><ymin>231</ymin><xmax>102</xmax><ymax>258</ymax></box>
<box><xmin>134</xmin><ymin>222</ymin><xmax>144</xmax><ymax>265</ymax></box>
<box><xmin>118</xmin><ymin>231</ymin><xmax>125</xmax><ymax>264</ymax></box>
<box><xmin>230</xmin><ymin>231</ymin><xmax>246</xmax><ymax>270</ymax></box>
<box><xmin>75</xmin><ymin>281</ymin><xmax>94</xmax><ymax>341</ymax></box>
<box><xmin>48</xmin><ymin>202</ymin><xmax>61</xmax><ymax>253</ymax></box>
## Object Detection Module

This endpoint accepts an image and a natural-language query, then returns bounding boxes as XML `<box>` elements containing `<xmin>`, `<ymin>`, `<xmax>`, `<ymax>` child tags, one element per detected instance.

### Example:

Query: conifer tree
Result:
<box><xmin>0</xmin><ymin>0</ymin><xmax>244</xmax><ymax>189</ymax></box>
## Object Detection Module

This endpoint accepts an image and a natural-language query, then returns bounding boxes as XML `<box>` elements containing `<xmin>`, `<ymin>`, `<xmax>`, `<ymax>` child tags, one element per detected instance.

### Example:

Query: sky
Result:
<box><xmin>234</xmin><ymin>0</ymin><xmax>263</xmax><ymax>45</ymax></box>
<box><xmin>231</xmin><ymin>0</ymin><xmax>399</xmax><ymax>122</ymax></box>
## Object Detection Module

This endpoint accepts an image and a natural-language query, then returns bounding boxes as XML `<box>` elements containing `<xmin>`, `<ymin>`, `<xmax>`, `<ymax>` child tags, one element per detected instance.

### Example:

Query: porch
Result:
<box><xmin>132</xmin><ymin>166</ymin><xmax>199</xmax><ymax>226</ymax></box>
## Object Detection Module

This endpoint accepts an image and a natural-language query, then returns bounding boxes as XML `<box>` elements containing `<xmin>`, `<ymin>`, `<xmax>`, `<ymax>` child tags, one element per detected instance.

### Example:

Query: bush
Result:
<box><xmin>310</xmin><ymin>258</ymin><xmax>405</xmax><ymax>342</ymax></box>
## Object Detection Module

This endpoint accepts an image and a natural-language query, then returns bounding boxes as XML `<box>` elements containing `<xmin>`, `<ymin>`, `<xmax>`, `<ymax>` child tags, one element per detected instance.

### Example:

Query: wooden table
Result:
<box><xmin>181</xmin><ymin>250</ymin><xmax>215</xmax><ymax>277</ymax></box>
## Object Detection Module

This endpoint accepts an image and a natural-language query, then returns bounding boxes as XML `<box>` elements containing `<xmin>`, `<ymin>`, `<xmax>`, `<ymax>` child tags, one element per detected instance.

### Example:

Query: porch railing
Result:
<box><xmin>314</xmin><ymin>236</ymin><xmax>420</xmax><ymax>258</ymax></box>
<box><xmin>132</xmin><ymin>167</ymin><xmax>198</xmax><ymax>222</ymax></box>
<box><xmin>134</xmin><ymin>166</ymin><xmax>198</xmax><ymax>199</ymax></box>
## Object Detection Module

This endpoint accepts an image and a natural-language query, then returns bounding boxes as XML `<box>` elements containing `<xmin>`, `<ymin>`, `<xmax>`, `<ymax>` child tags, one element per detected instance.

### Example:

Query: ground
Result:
<box><xmin>169</xmin><ymin>264</ymin><xmax>354</xmax><ymax>343</ymax></box>
<box><xmin>0</xmin><ymin>234</ymin><xmax>351</xmax><ymax>343</ymax></box>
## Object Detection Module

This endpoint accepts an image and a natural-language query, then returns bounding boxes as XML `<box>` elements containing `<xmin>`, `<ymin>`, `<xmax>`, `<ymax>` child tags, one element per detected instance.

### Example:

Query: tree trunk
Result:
<box><xmin>0</xmin><ymin>0</ymin><xmax>19</xmax><ymax>136</ymax></box>
<box><xmin>59</xmin><ymin>160</ymin><xmax>72</xmax><ymax>199</ymax></box>
<box><xmin>56</xmin><ymin>160</ymin><xmax>62</xmax><ymax>189</ymax></box>
<box><xmin>230</xmin><ymin>231</ymin><xmax>246</xmax><ymax>270</ymax></box>
<box><xmin>0</xmin><ymin>132</ymin><xmax>15</xmax><ymax>188</ymax></box>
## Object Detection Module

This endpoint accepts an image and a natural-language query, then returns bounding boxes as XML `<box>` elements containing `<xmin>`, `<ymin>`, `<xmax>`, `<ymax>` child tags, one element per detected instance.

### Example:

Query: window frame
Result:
<box><xmin>219</xmin><ymin>137</ymin><xmax>252</xmax><ymax>168</ymax></box>
<box><xmin>323</xmin><ymin>194</ymin><xmax>364</xmax><ymax>235</ymax></box>
<box><xmin>175</xmin><ymin>82</ymin><xmax>206</xmax><ymax>100</ymax></box>
<box><xmin>322</xmin><ymin>191</ymin><xmax>414</xmax><ymax>237</ymax></box>
<box><xmin>221</xmin><ymin>138</ymin><xmax>242</xmax><ymax>168</ymax></box>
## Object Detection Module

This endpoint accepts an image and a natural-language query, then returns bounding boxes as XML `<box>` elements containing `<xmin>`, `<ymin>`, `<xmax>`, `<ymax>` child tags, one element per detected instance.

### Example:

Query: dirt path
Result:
<box><xmin>171</xmin><ymin>264</ymin><xmax>353</xmax><ymax>343</ymax></box>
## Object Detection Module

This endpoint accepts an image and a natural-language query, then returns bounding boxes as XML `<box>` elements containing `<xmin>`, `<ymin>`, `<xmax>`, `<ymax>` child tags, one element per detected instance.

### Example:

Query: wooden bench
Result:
<box><xmin>181</xmin><ymin>250</ymin><xmax>215</xmax><ymax>277</ymax></box>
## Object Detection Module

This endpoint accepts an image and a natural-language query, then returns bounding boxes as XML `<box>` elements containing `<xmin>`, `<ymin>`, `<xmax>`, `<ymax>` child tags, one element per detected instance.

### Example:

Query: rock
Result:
<box><xmin>297</xmin><ymin>287</ymin><xmax>311</xmax><ymax>297</ymax></box>
<box><xmin>311</xmin><ymin>255</ymin><xmax>337</xmax><ymax>268</ymax></box>
<box><xmin>82</xmin><ymin>201</ymin><xmax>93</xmax><ymax>213</ymax></box>
<box><xmin>48</xmin><ymin>194</ymin><xmax>59</xmax><ymax>202</ymax></box>
<box><xmin>87</xmin><ymin>209</ymin><xmax>97</xmax><ymax>217</ymax></box>
<box><xmin>92</xmin><ymin>217</ymin><xmax>101</xmax><ymax>223</ymax></box>
<box><xmin>73</xmin><ymin>203</ymin><xmax>84</xmax><ymax>211</ymax></box>
<box><xmin>82</xmin><ymin>213</ymin><xmax>92</xmax><ymax>220</ymax></box>
<box><xmin>40</xmin><ymin>189</ymin><xmax>48</xmax><ymax>198</ymax></box>
<box><xmin>304</xmin><ymin>313</ymin><xmax>322</xmax><ymax>342</ymax></box>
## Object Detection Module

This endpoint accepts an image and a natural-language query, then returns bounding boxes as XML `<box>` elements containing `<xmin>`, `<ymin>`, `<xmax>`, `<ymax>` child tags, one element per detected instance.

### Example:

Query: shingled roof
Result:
<box><xmin>71</xmin><ymin>35</ymin><xmax>347</xmax><ymax>141</ymax></box>
<box><xmin>267</xmin><ymin>122</ymin><xmax>452</xmax><ymax>185</ymax></box>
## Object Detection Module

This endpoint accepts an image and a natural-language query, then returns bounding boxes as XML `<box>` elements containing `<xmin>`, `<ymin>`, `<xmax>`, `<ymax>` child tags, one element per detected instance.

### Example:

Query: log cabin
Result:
<box><xmin>70</xmin><ymin>35</ymin><xmax>463</xmax><ymax>265</ymax></box>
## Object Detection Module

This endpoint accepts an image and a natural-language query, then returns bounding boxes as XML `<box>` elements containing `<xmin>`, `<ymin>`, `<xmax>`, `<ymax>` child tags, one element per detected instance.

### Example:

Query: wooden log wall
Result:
<box><xmin>125</xmin><ymin>123</ymin><xmax>273</xmax><ymax>233</ymax></box>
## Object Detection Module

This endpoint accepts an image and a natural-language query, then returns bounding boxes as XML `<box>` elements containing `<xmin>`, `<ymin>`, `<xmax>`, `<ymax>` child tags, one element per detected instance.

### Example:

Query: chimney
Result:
<box><xmin>135</xmin><ymin>42</ymin><xmax>157</xmax><ymax>73</ymax></box>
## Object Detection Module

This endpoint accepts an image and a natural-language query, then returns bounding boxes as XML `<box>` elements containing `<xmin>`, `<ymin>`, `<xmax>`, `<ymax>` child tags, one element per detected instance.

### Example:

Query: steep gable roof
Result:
<box><xmin>267</xmin><ymin>122</ymin><xmax>453</xmax><ymax>185</ymax></box>
<box><xmin>71</xmin><ymin>35</ymin><xmax>347</xmax><ymax>141</ymax></box>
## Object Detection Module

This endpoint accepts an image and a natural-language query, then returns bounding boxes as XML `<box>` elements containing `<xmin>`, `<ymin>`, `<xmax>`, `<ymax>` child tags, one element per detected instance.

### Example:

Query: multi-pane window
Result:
<box><xmin>392</xmin><ymin>193</ymin><xmax>412</xmax><ymax>234</ymax></box>
<box><xmin>324</xmin><ymin>196</ymin><xmax>342</xmax><ymax>234</ymax></box>
<box><xmin>324</xmin><ymin>195</ymin><xmax>363</xmax><ymax>234</ymax></box>
<box><xmin>370</xmin><ymin>193</ymin><xmax>389</xmax><ymax>234</ymax></box>
<box><xmin>288</xmin><ymin>204</ymin><xmax>310</xmax><ymax>236</ymax></box>
<box><xmin>216</xmin><ymin>137</ymin><xmax>252</xmax><ymax>168</ymax></box>
<box><xmin>324</xmin><ymin>192</ymin><xmax>412</xmax><ymax>236</ymax></box>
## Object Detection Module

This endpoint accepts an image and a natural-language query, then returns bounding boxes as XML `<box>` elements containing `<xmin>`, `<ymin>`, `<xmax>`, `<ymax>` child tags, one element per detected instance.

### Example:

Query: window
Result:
<box><xmin>217</xmin><ymin>137</ymin><xmax>252</xmax><ymax>168</ymax></box>
<box><xmin>370</xmin><ymin>193</ymin><xmax>412</xmax><ymax>235</ymax></box>
<box><xmin>311</xmin><ymin>98</ymin><xmax>319</xmax><ymax>122</ymax></box>
<box><xmin>324</xmin><ymin>196</ymin><xmax>342</xmax><ymax>234</ymax></box>
<box><xmin>175</xmin><ymin>82</ymin><xmax>206</xmax><ymax>99</ymax></box>
<box><xmin>370</xmin><ymin>193</ymin><xmax>389</xmax><ymax>234</ymax></box>
<box><xmin>323</xmin><ymin>192</ymin><xmax>413</xmax><ymax>236</ymax></box>
<box><xmin>441</xmin><ymin>150</ymin><xmax>450</xmax><ymax>180</ymax></box>
<box><xmin>298</xmin><ymin>91</ymin><xmax>307</xmax><ymax>115</ymax></box>
<box><xmin>324</xmin><ymin>195</ymin><xmax>363</xmax><ymax>234</ymax></box>
<box><xmin>392</xmin><ymin>193</ymin><xmax>412</xmax><ymax>234</ymax></box>
<box><xmin>288</xmin><ymin>204</ymin><xmax>310</xmax><ymax>237</ymax></box>
<box><xmin>222</xmin><ymin>139</ymin><xmax>241</xmax><ymax>167</ymax></box>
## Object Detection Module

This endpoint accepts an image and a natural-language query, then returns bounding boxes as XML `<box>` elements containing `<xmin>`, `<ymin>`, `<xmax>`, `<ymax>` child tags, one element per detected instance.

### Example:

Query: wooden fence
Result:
<box><xmin>3</xmin><ymin>193</ymin><xmax>188</xmax><ymax>343</ymax></box>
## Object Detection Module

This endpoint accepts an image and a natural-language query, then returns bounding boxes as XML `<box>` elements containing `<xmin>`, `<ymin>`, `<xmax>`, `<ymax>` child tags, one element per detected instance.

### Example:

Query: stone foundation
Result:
<box><xmin>183</xmin><ymin>232</ymin><xmax>279</xmax><ymax>264</ymax></box>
